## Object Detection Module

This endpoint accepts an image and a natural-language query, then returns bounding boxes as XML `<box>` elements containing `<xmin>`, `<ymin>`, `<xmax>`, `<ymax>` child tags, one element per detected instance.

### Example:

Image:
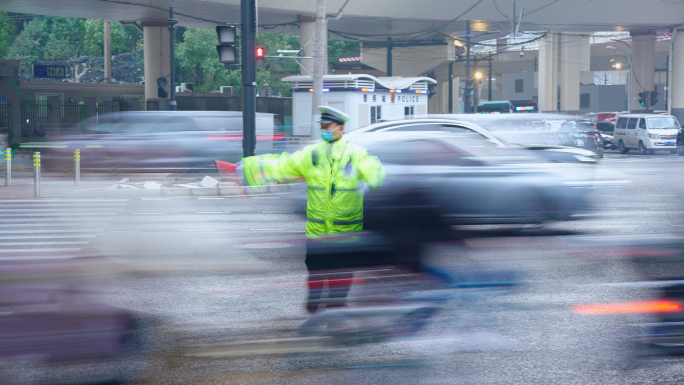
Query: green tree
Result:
<box><xmin>328</xmin><ymin>39</ymin><xmax>359</xmax><ymax>62</ymax></box>
<box><xmin>83</xmin><ymin>19</ymin><xmax>142</xmax><ymax>58</ymax></box>
<box><xmin>7</xmin><ymin>17</ymin><xmax>50</xmax><ymax>77</ymax></box>
<box><xmin>0</xmin><ymin>13</ymin><xmax>16</xmax><ymax>58</ymax></box>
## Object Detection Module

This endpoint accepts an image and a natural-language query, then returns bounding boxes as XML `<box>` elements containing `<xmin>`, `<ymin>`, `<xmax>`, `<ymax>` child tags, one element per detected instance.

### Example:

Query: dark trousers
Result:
<box><xmin>306</xmin><ymin>270</ymin><xmax>354</xmax><ymax>314</ymax></box>
<box><xmin>305</xmin><ymin>241</ymin><xmax>356</xmax><ymax>313</ymax></box>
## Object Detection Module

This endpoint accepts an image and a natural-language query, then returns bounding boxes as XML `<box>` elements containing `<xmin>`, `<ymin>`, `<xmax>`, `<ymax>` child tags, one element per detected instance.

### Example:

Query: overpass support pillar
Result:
<box><xmin>298</xmin><ymin>15</ymin><xmax>327</xmax><ymax>76</ymax></box>
<box><xmin>631</xmin><ymin>30</ymin><xmax>656</xmax><ymax>112</ymax></box>
<box><xmin>670</xmin><ymin>28</ymin><xmax>684</xmax><ymax>121</ymax></box>
<box><xmin>538</xmin><ymin>33</ymin><xmax>559</xmax><ymax>112</ymax></box>
<box><xmin>560</xmin><ymin>33</ymin><xmax>588</xmax><ymax>114</ymax></box>
<box><xmin>142</xmin><ymin>21</ymin><xmax>171</xmax><ymax>107</ymax></box>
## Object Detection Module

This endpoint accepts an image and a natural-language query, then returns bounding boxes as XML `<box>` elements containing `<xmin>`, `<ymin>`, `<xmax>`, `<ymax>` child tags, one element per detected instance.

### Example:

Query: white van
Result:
<box><xmin>613</xmin><ymin>114</ymin><xmax>680</xmax><ymax>154</ymax></box>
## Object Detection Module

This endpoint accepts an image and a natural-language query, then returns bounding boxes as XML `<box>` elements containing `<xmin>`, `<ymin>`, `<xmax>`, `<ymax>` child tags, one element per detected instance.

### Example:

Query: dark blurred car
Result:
<box><xmin>678</xmin><ymin>123</ymin><xmax>684</xmax><ymax>156</ymax></box>
<box><xmin>350</xmin><ymin>118</ymin><xmax>601</xmax><ymax>164</ymax></box>
<box><xmin>43</xmin><ymin>111</ymin><xmax>277</xmax><ymax>172</ymax></box>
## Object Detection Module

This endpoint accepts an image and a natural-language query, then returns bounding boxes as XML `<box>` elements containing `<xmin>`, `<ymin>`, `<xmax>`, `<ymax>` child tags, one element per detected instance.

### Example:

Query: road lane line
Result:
<box><xmin>198</xmin><ymin>197</ymin><xmax>224</xmax><ymax>199</ymax></box>
<box><xmin>197</xmin><ymin>212</ymin><xmax>231</xmax><ymax>214</ymax></box>
<box><xmin>0</xmin><ymin>241</ymin><xmax>90</xmax><ymax>246</ymax></box>
<box><xmin>0</xmin><ymin>223</ymin><xmax>108</xmax><ymax>227</ymax></box>
<box><xmin>0</xmin><ymin>230</ymin><xmax>101</xmax><ymax>233</ymax></box>
<box><xmin>131</xmin><ymin>213</ymin><xmax>167</xmax><ymax>215</ymax></box>
<box><xmin>0</xmin><ymin>235</ymin><xmax>97</xmax><ymax>239</ymax></box>
<box><xmin>0</xmin><ymin>248</ymin><xmax>83</xmax><ymax>253</ymax></box>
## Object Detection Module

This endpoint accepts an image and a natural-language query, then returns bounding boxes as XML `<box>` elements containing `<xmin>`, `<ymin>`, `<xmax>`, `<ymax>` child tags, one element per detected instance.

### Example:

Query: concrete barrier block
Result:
<box><xmin>219</xmin><ymin>185</ymin><xmax>245</xmax><ymax>196</ymax></box>
<box><xmin>105</xmin><ymin>188</ymin><xmax>162</xmax><ymax>197</ymax></box>
<box><xmin>191</xmin><ymin>187</ymin><xmax>219</xmax><ymax>196</ymax></box>
<box><xmin>246</xmin><ymin>185</ymin><xmax>268</xmax><ymax>195</ymax></box>
<box><xmin>162</xmin><ymin>188</ymin><xmax>192</xmax><ymax>197</ymax></box>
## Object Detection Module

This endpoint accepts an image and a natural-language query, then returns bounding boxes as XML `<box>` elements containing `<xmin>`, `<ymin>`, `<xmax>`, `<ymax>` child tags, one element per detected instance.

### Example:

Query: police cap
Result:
<box><xmin>318</xmin><ymin>105</ymin><xmax>350</xmax><ymax>125</ymax></box>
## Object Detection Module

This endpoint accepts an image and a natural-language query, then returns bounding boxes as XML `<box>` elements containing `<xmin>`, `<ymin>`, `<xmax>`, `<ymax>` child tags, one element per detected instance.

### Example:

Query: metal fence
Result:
<box><xmin>60</xmin><ymin>103</ymin><xmax>85</xmax><ymax>134</ymax></box>
<box><xmin>20</xmin><ymin>100</ymin><xmax>48</xmax><ymax>138</ymax></box>
<box><xmin>0</xmin><ymin>102</ymin><xmax>9</xmax><ymax>136</ymax></box>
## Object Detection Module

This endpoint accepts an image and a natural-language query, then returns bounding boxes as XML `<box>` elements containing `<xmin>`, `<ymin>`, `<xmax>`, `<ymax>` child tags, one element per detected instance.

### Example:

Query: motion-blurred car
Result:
<box><xmin>349</xmin><ymin>117</ymin><xmax>600</xmax><ymax>164</ymax></box>
<box><xmin>365</xmin><ymin>132</ymin><xmax>589</xmax><ymax>225</ymax></box>
<box><xmin>349</xmin><ymin>131</ymin><xmax>590</xmax><ymax>225</ymax></box>
<box><xmin>42</xmin><ymin>111</ymin><xmax>279</xmax><ymax>172</ymax></box>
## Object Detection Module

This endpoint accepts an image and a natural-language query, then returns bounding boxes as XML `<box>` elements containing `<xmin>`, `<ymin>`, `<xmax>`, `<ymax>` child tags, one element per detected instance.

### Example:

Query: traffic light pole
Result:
<box><xmin>169</xmin><ymin>8</ymin><xmax>178</xmax><ymax>111</ymax></box>
<box><xmin>241</xmin><ymin>0</ymin><xmax>257</xmax><ymax>157</ymax></box>
<box><xmin>465</xmin><ymin>21</ymin><xmax>471</xmax><ymax>114</ymax></box>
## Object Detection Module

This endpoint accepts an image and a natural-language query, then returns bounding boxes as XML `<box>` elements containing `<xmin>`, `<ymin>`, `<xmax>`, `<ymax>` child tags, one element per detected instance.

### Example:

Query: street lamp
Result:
<box><xmin>460</xmin><ymin>21</ymin><xmax>499</xmax><ymax>113</ymax></box>
<box><xmin>607</xmin><ymin>45</ymin><xmax>631</xmax><ymax>113</ymax></box>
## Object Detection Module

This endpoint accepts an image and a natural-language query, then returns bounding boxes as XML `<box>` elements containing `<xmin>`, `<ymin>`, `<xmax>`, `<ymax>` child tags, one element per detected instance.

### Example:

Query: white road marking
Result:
<box><xmin>3</xmin><ymin>213</ymin><xmax>121</xmax><ymax>217</ymax></box>
<box><xmin>197</xmin><ymin>212</ymin><xmax>231</xmax><ymax>214</ymax></box>
<box><xmin>198</xmin><ymin>197</ymin><xmax>224</xmax><ymax>200</ymax></box>
<box><xmin>131</xmin><ymin>212</ymin><xmax>167</xmax><ymax>215</ymax></box>
<box><xmin>0</xmin><ymin>199</ymin><xmax>129</xmax><ymax>203</ymax></box>
<box><xmin>0</xmin><ymin>241</ymin><xmax>90</xmax><ymax>246</ymax></box>
<box><xmin>0</xmin><ymin>235</ymin><xmax>96</xmax><ymax>239</ymax></box>
<box><xmin>0</xmin><ymin>230</ymin><xmax>100</xmax><ymax>234</ymax></box>
<box><xmin>0</xmin><ymin>223</ymin><xmax>108</xmax><ymax>227</ymax></box>
<box><xmin>141</xmin><ymin>198</ymin><xmax>170</xmax><ymax>200</ymax></box>
<box><xmin>0</xmin><ymin>248</ymin><xmax>83</xmax><ymax>253</ymax></box>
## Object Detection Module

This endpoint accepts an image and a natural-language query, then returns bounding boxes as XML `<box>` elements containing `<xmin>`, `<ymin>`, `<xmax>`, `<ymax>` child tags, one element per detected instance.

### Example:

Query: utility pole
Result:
<box><xmin>311</xmin><ymin>0</ymin><xmax>327</xmax><ymax>139</ymax></box>
<box><xmin>465</xmin><ymin>20</ymin><xmax>472</xmax><ymax>113</ymax></box>
<box><xmin>387</xmin><ymin>37</ymin><xmax>393</xmax><ymax>76</ymax></box>
<box><xmin>488</xmin><ymin>52</ymin><xmax>493</xmax><ymax>101</ymax></box>
<box><xmin>462</xmin><ymin>21</ymin><xmax>498</xmax><ymax>113</ymax></box>
<box><xmin>168</xmin><ymin>8</ymin><xmax>178</xmax><ymax>111</ymax></box>
<box><xmin>241</xmin><ymin>0</ymin><xmax>257</xmax><ymax>156</ymax></box>
<box><xmin>104</xmin><ymin>20</ymin><xmax>111</xmax><ymax>84</ymax></box>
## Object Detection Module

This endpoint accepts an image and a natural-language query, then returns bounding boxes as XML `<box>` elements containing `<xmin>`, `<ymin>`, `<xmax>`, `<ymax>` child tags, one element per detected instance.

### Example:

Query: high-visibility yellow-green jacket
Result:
<box><xmin>238</xmin><ymin>136</ymin><xmax>385</xmax><ymax>236</ymax></box>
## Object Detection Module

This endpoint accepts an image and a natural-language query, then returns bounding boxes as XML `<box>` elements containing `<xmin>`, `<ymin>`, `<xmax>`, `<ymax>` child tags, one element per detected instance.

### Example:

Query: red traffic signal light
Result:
<box><xmin>256</xmin><ymin>47</ymin><xmax>266</xmax><ymax>66</ymax></box>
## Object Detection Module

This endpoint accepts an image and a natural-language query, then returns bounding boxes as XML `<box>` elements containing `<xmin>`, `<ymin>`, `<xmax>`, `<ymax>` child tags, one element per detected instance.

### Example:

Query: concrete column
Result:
<box><xmin>538</xmin><ymin>33</ymin><xmax>559</xmax><ymax>112</ymax></box>
<box><xmin>298</xmin><ymin>15</ymin><xmax>327</xmax><ymax>76</ymax></box>
<box><xmin>631</xmin><ymin>30</ymin><xmax>656</xmax><ymax>112</ymax></box>
<box><xmin>670</xmin><ymin>28</ymin><xmax>684</xmax><ymax>121</ymax></box>
<box><xmin>142</xmin><ymin>21</ymin><xmax>170</xmax><ymax>103</ymax></box>
<box><xmin>560</xmin><ymin>33</ymin><xmax>582</xmax><ymax>113</ymax></box>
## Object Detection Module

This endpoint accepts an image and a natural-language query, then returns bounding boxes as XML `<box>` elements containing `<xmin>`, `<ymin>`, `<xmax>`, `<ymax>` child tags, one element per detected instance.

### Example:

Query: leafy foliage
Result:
<box><xmin>83</xmin><ymin>20</ymin><xmax>142</xmax><ymax>58</ymax></box>
<box><xmin>0</xmin><ymin>13</ymin><xmax>15</xmax><ymax>58</ymax></box>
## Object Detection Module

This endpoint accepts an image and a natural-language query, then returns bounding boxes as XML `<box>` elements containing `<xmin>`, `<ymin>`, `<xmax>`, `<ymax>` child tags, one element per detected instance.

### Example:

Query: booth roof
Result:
<box><xmin>281</xmin><ymin>74</ymin><xmax>436</xmax><ymax>90</ymax></box>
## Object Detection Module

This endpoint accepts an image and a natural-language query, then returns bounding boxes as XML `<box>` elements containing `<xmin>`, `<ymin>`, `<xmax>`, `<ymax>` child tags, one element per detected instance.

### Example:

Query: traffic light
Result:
<box><xmin>157</xmin><ymin>76</ymin><xmax>169</xmax><ymax>98</ymax></box>
<box><xmin>650</xmin><ymin>92</ymin><xmax>659</xmax><ymax>106</ymax></box>
<box><xmin>256</xmin><ymin>47</ymin><xmax>266</xmax><ymax>67</ymax></box>
<box><xmin>638</xmin><ymin>91</ymin><xmax>648</xmax><ymax>107</ymax></box>
<box><xmin>216</xmin><ymin>25</ymin><xmax>238</xmax><ymax>64</ymax></box>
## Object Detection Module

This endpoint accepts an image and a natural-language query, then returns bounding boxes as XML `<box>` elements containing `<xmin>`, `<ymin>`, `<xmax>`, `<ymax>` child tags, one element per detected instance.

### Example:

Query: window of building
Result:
<box><xmin>580</xmin><ymin>93</ymin><xmax>590</xmax><ymax>109</ymax></box>
<box><xmin>404</xmin><ymin>106</ymin><xmax>414</xmax><ymax>118</ymax></box>
<box><xmin>515</xmin><ymin>79</ymin><xmax>524</xmax><ymax>93</ymax></box>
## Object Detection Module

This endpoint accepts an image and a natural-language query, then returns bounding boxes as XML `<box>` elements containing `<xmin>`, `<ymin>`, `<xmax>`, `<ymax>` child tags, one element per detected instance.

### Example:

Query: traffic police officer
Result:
<box><xmin>238</xmin><ymin>106</ymin><xmax>385</xmax><ymax>313</ymax></box>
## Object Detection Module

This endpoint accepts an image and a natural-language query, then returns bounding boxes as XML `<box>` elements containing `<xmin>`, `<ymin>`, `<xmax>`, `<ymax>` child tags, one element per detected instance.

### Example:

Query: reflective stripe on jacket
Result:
<box><xmin>239</xmin><ymin>137</ymin><xmax>385</xmax><ymax>236</ymax></box>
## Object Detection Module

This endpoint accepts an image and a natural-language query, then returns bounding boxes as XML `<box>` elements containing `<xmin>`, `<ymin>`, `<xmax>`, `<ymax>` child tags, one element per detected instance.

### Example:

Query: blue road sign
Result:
<box><xmin>34</xmin><ymin>65</ymin><xmax>67</xmax><ymax>79</ymax></box>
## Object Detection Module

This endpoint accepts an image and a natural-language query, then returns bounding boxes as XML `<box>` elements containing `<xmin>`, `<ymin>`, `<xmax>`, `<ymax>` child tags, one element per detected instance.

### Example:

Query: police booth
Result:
<box><xmin>283</xmin><ymin>74</ymin><xmax>436</xmax><ymax>137</ymax></box>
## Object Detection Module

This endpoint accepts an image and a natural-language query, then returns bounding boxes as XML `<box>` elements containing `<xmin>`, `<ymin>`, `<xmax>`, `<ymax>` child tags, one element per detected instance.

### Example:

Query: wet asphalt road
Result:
<box><xmin>3</xmin><ymin>151</ymin><xmax>684</xmax><ymax>384</ymax></box>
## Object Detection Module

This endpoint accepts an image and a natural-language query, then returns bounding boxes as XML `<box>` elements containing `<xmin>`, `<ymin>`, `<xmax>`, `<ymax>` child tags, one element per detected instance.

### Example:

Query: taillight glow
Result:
<box><xmin>573</xmin><ymin>299</ymin><xmax>683</xmax><ymax>315</ymax></box>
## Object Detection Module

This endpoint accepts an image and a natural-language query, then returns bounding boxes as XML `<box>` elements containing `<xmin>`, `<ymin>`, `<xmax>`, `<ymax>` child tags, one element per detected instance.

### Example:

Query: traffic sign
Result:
<box><xmin>34</xmin><ymin>65</ymin><xmax>67</xmax><ymax>79</ymax></box>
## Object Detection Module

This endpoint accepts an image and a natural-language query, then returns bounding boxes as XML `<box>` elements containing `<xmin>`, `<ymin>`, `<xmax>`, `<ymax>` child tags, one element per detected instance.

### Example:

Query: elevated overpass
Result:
<box><xmin>2</xmin><ymin>0</ymin><xmax>684</xmax><ymax>118</ymax></box>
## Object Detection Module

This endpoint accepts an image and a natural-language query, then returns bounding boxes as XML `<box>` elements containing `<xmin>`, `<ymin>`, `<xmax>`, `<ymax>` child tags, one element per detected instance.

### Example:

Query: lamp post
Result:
<box><xmin>607</xmin><ymin>45</ymin><xmax>631</xmax><ymax>113</ymax></box>
<box><xmin>461</xmin><ymin>21</ymin><xmax>498</xmax><ymax>113</ymax></box>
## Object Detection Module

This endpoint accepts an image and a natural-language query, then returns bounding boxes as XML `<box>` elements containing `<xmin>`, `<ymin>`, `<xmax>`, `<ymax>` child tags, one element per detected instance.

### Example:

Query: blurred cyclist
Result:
<box><xmin>237</xmin><ymin>106</ymin><xmax>385</xmax><ymax>313</ymax></box>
